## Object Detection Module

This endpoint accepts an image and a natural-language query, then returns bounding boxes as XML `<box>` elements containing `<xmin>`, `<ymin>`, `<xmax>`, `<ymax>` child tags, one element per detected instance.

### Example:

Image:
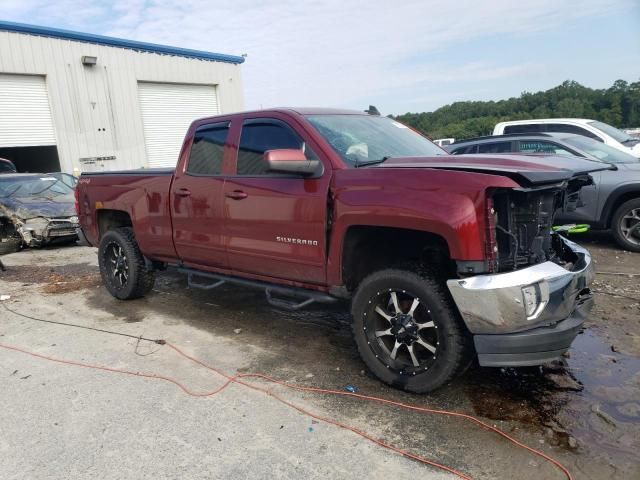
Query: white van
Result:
<box><xmin>433</xmin><ymin>138</ymin><xmax>455</xmax><ymax>147</ymax></box>
<box><xmin>493</xmin><ymin>119</ymin><xmax>640</xmax><ymax>157</ymax></box>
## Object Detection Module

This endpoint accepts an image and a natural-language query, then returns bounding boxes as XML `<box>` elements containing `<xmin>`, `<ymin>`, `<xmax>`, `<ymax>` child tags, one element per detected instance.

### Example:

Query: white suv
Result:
<box><xmin>493</xmin><ymin>118</ymin><xmax>640</xmax><ymax>157</ymax></box>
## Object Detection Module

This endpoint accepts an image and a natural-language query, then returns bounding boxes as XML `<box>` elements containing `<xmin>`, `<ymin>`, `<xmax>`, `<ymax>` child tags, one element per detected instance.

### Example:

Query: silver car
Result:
<box><xmin>447</xmin><ymin>133</ymin><xmax>640</xmax><ymax>251</ymax></box>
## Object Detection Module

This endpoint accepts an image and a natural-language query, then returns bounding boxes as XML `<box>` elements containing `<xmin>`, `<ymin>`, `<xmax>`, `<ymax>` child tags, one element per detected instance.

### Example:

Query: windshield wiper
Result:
<box><xmin>354</xmin><ymin>156</ymin><xmax>393</xmax><ymax>168</ymax></box>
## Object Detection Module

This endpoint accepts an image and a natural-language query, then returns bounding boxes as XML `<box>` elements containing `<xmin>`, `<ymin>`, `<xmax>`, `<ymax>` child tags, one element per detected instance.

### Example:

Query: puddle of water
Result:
<box><xmin>466</xmin><ymin>328</ymin><xmax>640</xmax><ymax>459</ymax></box>
<box><xmin>568</xmin><ymin>330</ymin><xmax>640</xmax><ymax>422</ymax></box>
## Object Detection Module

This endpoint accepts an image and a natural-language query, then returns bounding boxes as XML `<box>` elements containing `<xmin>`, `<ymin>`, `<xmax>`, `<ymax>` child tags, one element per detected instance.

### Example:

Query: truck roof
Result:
<box><xmin>495</xmin><ymin>118</ymin><xmax>594</xmax><ymax>126</ymax></box>
<box><xmin>222</xmin><ymin>107</ymin><xmax>369</xmax><ymax>116</ymax></box>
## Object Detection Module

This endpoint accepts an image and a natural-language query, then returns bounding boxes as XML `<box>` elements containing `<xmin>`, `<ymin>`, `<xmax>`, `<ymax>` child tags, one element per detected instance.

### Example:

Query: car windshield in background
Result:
<box><xmin>305</xmin><ymin>115</ymin><xmax>445</xmax><ymax>167</ymax></box>
<box><xmin>0</xmin><ymin>176</ymin><xmax>74</xmax><ymax>198</ymax></box>
<box><xmin>587</xmin><ymin>120</ymin><xmax>635</xmax><ymax>144</ymax></box>
<box><xmin>563</xmin><ymin>136</ymin><xmax>639</xmax><ymax>164</ymax></box>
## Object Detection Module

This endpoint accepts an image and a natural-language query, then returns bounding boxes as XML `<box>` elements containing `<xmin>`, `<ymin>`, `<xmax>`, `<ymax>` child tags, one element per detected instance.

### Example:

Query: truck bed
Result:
<box><xmin>77</xmin><ymin>169</ymin><xmax>177</xmax><ymax>261</ymax></box>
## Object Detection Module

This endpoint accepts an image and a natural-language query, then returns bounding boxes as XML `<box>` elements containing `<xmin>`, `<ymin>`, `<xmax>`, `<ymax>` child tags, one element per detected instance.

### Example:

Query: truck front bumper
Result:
<box><xmin>447</xmin><ymin>236</ymin><xmax>594</xmax><ymax>367</ymax></box>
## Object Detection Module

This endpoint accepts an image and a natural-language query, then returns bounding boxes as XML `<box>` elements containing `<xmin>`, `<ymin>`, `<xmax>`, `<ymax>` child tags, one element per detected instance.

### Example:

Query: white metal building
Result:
<box><xmin>0</xmin><ymin>21</ymin><xmax>244</xmax><ymax>173</ymax></box>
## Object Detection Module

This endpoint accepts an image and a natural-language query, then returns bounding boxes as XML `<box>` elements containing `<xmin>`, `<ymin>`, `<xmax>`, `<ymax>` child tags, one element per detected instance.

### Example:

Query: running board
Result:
<box><xmin>178</xmin><ymin>268</ymin><xmax>338</xmax><ymax>311</ymax></box>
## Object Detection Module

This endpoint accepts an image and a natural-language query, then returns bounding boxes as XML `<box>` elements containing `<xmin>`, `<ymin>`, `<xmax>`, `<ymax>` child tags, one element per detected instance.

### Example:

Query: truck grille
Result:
<box><xmin>46</xmin><ymin>218</ymin><xmax>78</xmax><ymax>238</ymax></box>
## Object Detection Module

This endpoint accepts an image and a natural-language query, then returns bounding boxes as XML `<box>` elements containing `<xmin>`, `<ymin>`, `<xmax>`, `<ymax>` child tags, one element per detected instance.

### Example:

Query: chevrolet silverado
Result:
<box><xmin>77</xmin><ymin>108</ymin><xmax>598</xmax><ymax>392</ymax></box>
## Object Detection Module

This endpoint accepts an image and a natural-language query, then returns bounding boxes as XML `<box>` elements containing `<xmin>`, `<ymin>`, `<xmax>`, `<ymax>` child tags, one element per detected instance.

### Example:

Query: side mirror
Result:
<box><xmin>264</xmin><ymin>149</ymin><xmax>322</xmax><ymax>177</ymax></box>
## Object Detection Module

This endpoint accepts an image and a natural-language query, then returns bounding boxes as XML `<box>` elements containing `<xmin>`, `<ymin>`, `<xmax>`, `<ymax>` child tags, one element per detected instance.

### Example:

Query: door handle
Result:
<box><xmin>175</xmin><ymin>188</ymin><xmax>192</xmax><ymax>197</ymax></box>
<box><xmin>225</xmin><ymin>190</ymin><xmax>248</xmax><ymax>200</ymax></box>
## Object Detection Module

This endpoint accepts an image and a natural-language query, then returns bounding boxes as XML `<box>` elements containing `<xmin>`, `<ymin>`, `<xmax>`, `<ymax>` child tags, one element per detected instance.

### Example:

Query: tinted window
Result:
<box><xmin>504</xmin><ymin>124</ymin><xmax>543</xmax><ymax>134</ymax></box>
<box><xmin>464</xmin><ymin>145</ymin><xmax>478</xmax><ymax>154</ymax></box>
<box><xmin>477</xmin><ymin>142</ymin><xmax>513</xmax><ymax>153</ymax></box>
<box><xmin>545</xmin><ymin>123</ymin><xmax>601</xmax><ymax>141</ymax></box>
<box><xmin>519</xmin><ymin>140</ymin><xmax>575</xmax><ymax>155</ymax></box>
<box><xmin>187</xmin><ymin>123</ymin><xmax>229</xmax><ymax>175</ymax></box>
<box><xmin>452</xmin><ymin>145</ymin><xmax>478</xmax><ymax>154</ymax></box>
<box><xmin>237</xmin><ymin>120</ymin><xmax>314</xmax><ymax>176</ymax></box>
<box><xmin>450</xmin><ymin>146</ymin><xmax>469</xmax><ymax>155</ymax></box>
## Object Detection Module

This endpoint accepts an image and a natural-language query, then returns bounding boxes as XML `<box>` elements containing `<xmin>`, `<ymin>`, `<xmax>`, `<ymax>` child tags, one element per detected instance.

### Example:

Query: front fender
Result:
<box><xmin>325</xmin><ymin>168</ymin><xmax>519</xmax><ymax>286</ymax></box>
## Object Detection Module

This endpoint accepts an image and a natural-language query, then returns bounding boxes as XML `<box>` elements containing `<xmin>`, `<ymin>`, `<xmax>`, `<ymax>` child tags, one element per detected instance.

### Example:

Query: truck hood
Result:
<box><xmin>0</xmin><ymin>194</ymin><xmax>76</xmax><ymax>220</ymax></box>
<box><xmin>377</xmin><ymin>153</ymin><xmax>609</xmax><ymax>187</ymax></box>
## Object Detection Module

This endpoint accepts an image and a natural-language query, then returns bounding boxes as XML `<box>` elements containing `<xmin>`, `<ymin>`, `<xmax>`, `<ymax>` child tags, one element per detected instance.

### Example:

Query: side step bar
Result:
<box><xmin>177</xmin><ymin>268</ymin><xmax>339</xmax><ymax>311</ymax></box>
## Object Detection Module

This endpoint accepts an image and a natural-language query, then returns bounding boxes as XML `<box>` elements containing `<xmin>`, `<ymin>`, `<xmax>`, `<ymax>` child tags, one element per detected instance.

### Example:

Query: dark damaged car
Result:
<box><xmin>0</xmin><ymin>174</ymin><xmax>79</xmax><ymax>251</ymax></box>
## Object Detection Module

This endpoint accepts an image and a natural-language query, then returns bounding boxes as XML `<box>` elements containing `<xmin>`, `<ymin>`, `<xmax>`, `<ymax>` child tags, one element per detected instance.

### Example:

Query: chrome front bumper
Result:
<box><xmin>447</xmin><ymin>236</ymin><xmax>594</xmax><ymax>335</ymax></box>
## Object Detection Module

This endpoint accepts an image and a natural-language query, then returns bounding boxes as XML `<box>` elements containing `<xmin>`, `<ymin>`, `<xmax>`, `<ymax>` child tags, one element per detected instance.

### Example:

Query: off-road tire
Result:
<box><xmin>612</xmin><ymin>198</ymin><xmax>640</xmax><ymax>252</ymax></box>
<box><xmin>98</xmin><ymin>227</ymin><xmax>155</xmax><ymax>300</ymax></box>
<box><xmin>351</xmin><ymin>269</ymin><xmax>471</xmax><ymax>393</ymax></box>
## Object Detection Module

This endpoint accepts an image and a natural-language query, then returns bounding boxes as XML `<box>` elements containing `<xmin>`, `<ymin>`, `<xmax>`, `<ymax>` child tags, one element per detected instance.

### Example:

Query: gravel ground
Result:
<box><xmin>1</xmin><ymin>233</ymin><xmax>638</xmax><ymax>480</ymax></box>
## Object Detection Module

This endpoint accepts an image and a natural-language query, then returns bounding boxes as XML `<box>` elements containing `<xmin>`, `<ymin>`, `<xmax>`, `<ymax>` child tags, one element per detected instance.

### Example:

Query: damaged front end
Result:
<box><xmin>12</xmin><ymin>215</ymin><xmax>80</xmax><ymax>247</ymax></box>
<box><xmin>447</xmin><ymin>174</ymin><xmax>596</xmax><ymax>366</ymax></box>
<box><xmin>489</xmin><ymin>174</ymin><xmax>593</xmax><ymax>273</ymax></box>
<box><xmin>0</xmin><ymin>201</ymin><xmax>79</xmax><ymax>248</ymax></box>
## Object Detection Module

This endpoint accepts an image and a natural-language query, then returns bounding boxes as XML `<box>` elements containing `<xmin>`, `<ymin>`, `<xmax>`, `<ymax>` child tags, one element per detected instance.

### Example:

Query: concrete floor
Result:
<box><xmin>0</xmin><ymin>246</ymin><xmax>454</xmax><ymax>480</ymax></box>
<box><xmin>1</xmin><ymin>238</ymin><xmax>639</xmax><ymax>479</ymax></box>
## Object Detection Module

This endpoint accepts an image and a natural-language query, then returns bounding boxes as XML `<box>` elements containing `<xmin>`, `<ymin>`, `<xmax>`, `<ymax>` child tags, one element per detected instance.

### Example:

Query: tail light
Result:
<box><xmin>74</xmin><ymin>185</ymin><xmax>80</xmax><ymax>215</ymax></box>
<box><xmin>485</xmin><ymin>197</ymin><xmax>498</xmax><ymax>272</ymax></box>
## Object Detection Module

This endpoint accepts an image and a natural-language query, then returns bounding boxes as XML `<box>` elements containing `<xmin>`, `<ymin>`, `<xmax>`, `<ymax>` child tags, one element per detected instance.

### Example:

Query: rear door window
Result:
<box><xmin>187</xmin><ymin>122</ymin><xmax>230</xmax><ymax>175</ymax></box>
<box><xmin>477</xmin><ymin>142</ymin><xmax>513</xmax><ymax>153</ymax></box>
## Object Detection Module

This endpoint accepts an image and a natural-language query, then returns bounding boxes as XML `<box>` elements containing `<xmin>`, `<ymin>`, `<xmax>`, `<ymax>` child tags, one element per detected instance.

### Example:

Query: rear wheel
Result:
<box><xmin>612</xmin><ymin>198</ymin><xmax>640</xmax><ymax>252</ymax></box>
<box><xmin>98</xmin><ymin>227</ymin><xmax>155</xmax><ymax>300</ymax></box>
<box><xmin>351</xmin><ymin>269</ymin><xmax>470</xmax><ymax>393</ymax></box>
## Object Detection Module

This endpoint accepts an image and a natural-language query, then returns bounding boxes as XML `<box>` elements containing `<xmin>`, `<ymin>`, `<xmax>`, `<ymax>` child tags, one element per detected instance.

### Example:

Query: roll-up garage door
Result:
<box><xmin>137</xmin><ymin>82</ymin><xmax>219</xmax><ymax>168</ymax></box>
<box><xmin>0</xmin><ymin>74</ymin><xmax>56</xmax><ymax>147</ymax></box>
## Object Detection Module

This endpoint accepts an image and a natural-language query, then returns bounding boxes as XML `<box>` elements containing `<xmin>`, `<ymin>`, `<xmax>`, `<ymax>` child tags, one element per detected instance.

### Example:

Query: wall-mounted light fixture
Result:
<box><xmin>81</xmin><ymin>56</ymin><xmax>97</xmax><ymax>66</ymax></box>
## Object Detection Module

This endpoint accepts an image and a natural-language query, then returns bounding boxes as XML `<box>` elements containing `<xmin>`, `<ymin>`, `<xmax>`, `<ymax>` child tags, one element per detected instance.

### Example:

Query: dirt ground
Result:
<box><xmin>1</xmin><ymin>232</ymin><xmax>638</xmax><ymax>480</ymax></box>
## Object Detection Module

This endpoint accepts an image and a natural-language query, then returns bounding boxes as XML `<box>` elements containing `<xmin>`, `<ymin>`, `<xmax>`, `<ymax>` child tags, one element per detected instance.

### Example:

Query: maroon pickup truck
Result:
<box><xmin>77</xmin><ymin>108</ymin><xmax>597</xmax><ymax>392</ymax></box>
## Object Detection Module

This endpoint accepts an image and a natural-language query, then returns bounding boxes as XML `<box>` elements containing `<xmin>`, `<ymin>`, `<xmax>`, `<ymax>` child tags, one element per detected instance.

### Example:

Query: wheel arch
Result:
<box><xmin>339</xmin><ymin>225</ymin><xmax>455</xmax><ymax>293</ymax></box>
<box><xmin>96</xmin><ymin>209</ymin><xmax>133</xmax><ymax>240</ymax></box>
<box><xmin>601</xmin><ymin>184</ymin><xmax>640</xmax><ymax>229</ymax></box>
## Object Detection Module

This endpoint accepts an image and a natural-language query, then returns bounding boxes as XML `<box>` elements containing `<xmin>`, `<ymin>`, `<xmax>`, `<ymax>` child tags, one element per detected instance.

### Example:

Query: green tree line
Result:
<box><xmin>393</xmin><ymin>79</ymin><xmax>640</xmax><ymax>141</ymax></box>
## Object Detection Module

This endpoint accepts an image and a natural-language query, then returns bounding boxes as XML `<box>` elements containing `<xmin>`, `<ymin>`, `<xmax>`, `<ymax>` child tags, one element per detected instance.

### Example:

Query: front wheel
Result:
<box><xmin>351</xmin><ymin>269</ymin><xmax>471</xmax><ymax>393</ymax></box>
<box><xmin>612</xmin><ymin>198</ymin><xmax>640</xmax><ymax>252</ymax></box>
<box><xmin>98</xmin><ymin>227</ymin><xmax>155</xmax><ymax>300</ymax></box>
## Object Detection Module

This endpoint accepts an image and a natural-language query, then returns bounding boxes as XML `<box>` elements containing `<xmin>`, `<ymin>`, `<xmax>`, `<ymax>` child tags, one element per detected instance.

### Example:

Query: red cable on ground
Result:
<box><xmin>0</xmin><ymin>341</ymin><xmax>572</xmax><ymax>480</ymax></box>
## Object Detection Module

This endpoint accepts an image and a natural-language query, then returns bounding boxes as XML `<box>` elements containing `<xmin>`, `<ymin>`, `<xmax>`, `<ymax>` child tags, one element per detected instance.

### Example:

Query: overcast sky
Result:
<box><xmin>2</xmin><ymin>0</ymin><xmax>639</xmax><ymax>115</ymax></box>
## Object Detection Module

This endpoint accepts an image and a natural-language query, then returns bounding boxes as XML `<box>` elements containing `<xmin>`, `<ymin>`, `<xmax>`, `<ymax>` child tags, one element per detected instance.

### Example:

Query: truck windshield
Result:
<box><xmin>306</xmin><ymin>115</ymin><xmax>446</xmax><ymax>167</ymax></box>
<box><xmin>587</xmin><ymin>120</ymin><xmax>635</xmax><ymax>144</ymax></box>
